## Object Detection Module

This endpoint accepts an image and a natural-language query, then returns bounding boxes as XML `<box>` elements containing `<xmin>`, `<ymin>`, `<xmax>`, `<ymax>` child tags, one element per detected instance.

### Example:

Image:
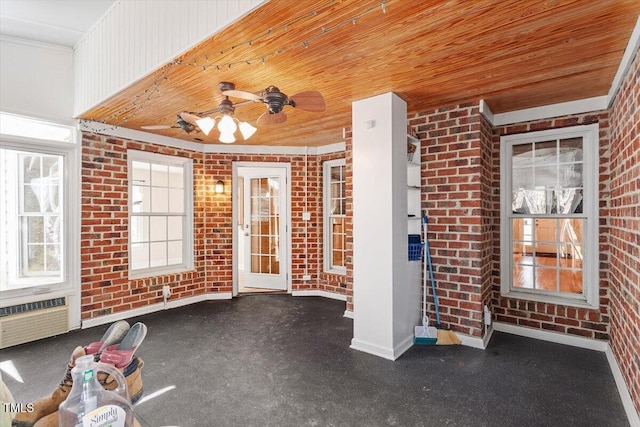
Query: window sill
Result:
<box><xmin>501</xmin><ymin>289</ymin><xmax>598</xmax><ymax>310</ymax></box>
<box><xmin>324</xmin><ymin>268</ymin><xmax>347</xmax><ymax>276</ymax></box>
<box><xmin>129</xmin><ymin>265</ymin><xmax>194</xmax><ymax>280</ymax></box>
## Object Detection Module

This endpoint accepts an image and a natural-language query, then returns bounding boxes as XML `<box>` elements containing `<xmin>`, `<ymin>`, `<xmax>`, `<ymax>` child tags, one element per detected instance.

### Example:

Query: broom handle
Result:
<box><xmin>423</xmin><ymin>216</ymin><xmax>441</xmax><ymax>325</ymax></box>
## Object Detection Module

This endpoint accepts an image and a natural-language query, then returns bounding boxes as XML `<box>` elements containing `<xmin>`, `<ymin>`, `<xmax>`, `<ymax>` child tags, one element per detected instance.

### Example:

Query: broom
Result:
<box><xmin>422</xmin><ymin>215</ymin><xmax>461</xmax><ymax>345</ymax></box>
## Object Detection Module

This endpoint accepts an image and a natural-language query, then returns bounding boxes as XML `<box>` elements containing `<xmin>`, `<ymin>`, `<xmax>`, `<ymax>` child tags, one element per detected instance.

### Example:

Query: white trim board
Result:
<box><xmin>494</xmin><ymin>322</ymin><xmax>639</xmax><ymax>426</ymax></box>
<box><xmin>456</xmin><ymin>325</ymin><xmax>494</xmax><ymax>350</ymax></box>
<box><xmin>608</xmin><ymin>14</ymin><xmax>640</xmax><ymax>107</ymax></box>
<box><xmin>343</xmin><ymin>310</ymin><xmax>354</xmax><ymax>319</ymax></box>
<box><xmin>493</xmin><ymin>322</ymin><xmax>608</xmax><ymax>351</ymax></box>
<box><xmin>482</xmin><ymin>96</ymin><xmax>608</xmax><ymax>127</ymax></box>
<box><xmin>291</xmin><ymin>290</ymin><xmax>348</xmax><ymax>301</ymax></box>
<box><xmin>81</xmin><ymin>292</ymin><xmax>232</xmax><ymax>329</ymax></box>
<box><xmin>78</xmin><ymin>120</ymin><xmax>346</xmax><ymax>156</ymax></box>
<box><xmin>606</xmin><ymin>346</ymin><xmax>640</xmax><ymax>427</ymax></box>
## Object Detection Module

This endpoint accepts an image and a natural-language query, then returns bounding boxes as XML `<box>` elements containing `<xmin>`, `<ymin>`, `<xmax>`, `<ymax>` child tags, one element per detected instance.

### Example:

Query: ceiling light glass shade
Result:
<box><xmin>195</xmin><ymin>117</ymin><xmax>215</xmax><ymax>136</ymax></box>
<box><xmin>219</xmin><ymin>131</ymin><xmax>236</xmax><ymax>144</ymax></box>
<box><xmin>217</xmin><ymin>115</ymin><xmax>237</xmax><ymax>134</ymax></box>
<box><xmin>239</xmin><ymin>121</ymin><xmax>257</xmax><ymax>140</ymax></box>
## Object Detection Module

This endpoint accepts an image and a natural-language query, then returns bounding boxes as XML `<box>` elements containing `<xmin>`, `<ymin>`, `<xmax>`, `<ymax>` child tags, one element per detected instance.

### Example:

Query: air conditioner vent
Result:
<box><xmin>0</xmin><ymin>298</ymin><xmax>68</xmax><ymax>349</ymax></box>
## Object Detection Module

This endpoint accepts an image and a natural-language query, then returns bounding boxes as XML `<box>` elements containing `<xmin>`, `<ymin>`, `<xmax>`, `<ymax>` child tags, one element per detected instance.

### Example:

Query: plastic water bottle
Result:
<box><xmin>58</xmin><ymin>355</ymin><xmax>135</xmax><ymax>427</ymax></box>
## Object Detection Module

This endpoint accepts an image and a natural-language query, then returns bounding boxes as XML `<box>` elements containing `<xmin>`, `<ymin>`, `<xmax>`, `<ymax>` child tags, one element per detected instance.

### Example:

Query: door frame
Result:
<box><xmin>232</xmin><ymin>161</ymin><xmax>292</xmax><ymax>296</ymax></box>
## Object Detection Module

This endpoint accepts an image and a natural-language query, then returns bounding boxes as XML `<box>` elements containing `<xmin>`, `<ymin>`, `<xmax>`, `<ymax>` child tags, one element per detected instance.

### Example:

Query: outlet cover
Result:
<box><xmin>302</xmin><ymin>212</ymin><xmax>311</xmax><ymax>221</ymax></box>
<box><xmin>303</xmin><ymin>274</ymin><xmax>311</xmax><ymax>281</ymax></box>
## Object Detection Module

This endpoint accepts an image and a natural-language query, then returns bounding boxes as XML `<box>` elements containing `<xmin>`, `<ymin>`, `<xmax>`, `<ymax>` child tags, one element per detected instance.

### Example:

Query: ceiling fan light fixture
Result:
<box><xmin>239</xmin><ymin>121</ymin><xmax>257</xmax><ymax>140</ymax></box>
<box><xmin>218</xmin><ymin>115</ymin><xmax>237</xmax><ymax>134</ymax></box>
<box><xmin>195</xmin><ymin>116</ymin><xmax>215</xmax><ymax>136</ymax></box>
<box><xmin>219</xmin><ymin>130</ymin><xmax>236</xmax><ymax>144</ymax></box>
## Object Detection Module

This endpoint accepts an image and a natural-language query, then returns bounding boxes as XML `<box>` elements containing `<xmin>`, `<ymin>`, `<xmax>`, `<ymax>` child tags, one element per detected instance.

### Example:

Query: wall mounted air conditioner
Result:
<box><xmin>0</xmin><ymin>298</ymin><xmax>69</xmax><ymax>349</ymax></box>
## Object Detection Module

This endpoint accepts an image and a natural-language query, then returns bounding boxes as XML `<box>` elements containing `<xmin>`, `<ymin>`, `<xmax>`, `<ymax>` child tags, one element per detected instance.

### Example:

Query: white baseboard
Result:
<box><xmin>393</xmin><ymin>335</ymin><xmax>415</xmax><ymax>359</ymax></box>
<box><xmin>291</xmin><ymin>290</ymin><xmax>347</xmax><ymax>301</ymax></box>
<box><xmin>343</xmin><ymin>310</ymin><xmax>353</xmax><ymax>319</ymax></box>
<box><xmin>350</xmin><ymin>338</ymin><xmax>396</xmax><ymax>360</ymax></box>
<box><xmin>606</xmin><ymin>346</ymin><xmax>640</xmax><ymax>427</ymax></box>
<box><xmin>456</xmin><ymin>325</ymin><xmax>494</xmax><ymax>350</ymax></box>
<box><xmin>493</xmin><ymin>322</ymin><xmax>638</xmax><ymax>426</ymax></box>
<box><xmin>493</xmin><ymin>322</ymin><xmax>608</xmax><ymax>351</ymax></box>
<box><xmin>82</xmin><ymin>292</ymin><xmax>232</xmax><ymax>329</ymax></box>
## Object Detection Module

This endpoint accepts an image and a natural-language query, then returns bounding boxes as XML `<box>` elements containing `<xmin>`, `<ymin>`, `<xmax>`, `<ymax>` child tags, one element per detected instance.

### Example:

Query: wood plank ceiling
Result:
<box><xmin>79</xmin><ymin>0</ymin><xmax>640</xmax><ymax>147</ymax></box>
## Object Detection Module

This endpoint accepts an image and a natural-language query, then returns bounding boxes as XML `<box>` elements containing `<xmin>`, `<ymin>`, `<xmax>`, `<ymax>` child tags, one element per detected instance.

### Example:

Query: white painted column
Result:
<box><xmin>350</xmin><ymin>92</ymin><xmax>420</xmax><ymax>360</ymax></box>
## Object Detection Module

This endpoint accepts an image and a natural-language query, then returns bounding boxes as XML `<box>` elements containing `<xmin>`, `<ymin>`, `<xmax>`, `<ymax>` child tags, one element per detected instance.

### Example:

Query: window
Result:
<box><xmin>500</xmin><ymin>124</ymin><xmax>599</xmax><ymax>308</ymax></box>
<box><xmin>128</xmin><ymin>151</ymin><xmax>193</xmax><ymax>278</ymax></box>
<box><xmin>323</xmin><ymin>159</ymin><xmax>346</xmax><ymax>273</ymax></box>
<box><xmin>0</xmin><ymin>112</ymin><xmax>77</xmax><ymax>299</ymax></box>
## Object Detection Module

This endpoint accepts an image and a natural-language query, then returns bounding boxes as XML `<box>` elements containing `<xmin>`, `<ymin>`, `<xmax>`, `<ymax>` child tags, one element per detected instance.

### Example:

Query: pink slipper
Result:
<box><xmin>84</xmin><ymin>320</ymin><xmax>130</xmax><ymax>355</ymax></box>
<box><xmin>100</xmin><ymin>322</ymin><xmax>147</xmax><ymax>368</ymax></box>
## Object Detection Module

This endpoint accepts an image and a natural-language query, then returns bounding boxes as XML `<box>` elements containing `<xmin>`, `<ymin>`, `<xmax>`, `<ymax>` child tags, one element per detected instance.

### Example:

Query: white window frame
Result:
<box><xmin>0</xmin><ymin>113</ymin><xmax>79</xmax><ymax>305</ymax></box>
<box><xmin>500</xmin><ymin>123</ymin><xmax>599</xmax><ymax>308</ymax></box>
<box><xmin>127</xmin><ymin>150</ymin><xmax>193</xmax><ymax>279</ymax></box>
<box><xmin>323</xmin><ymin>158</ymin><xmax>347</xmax><ymax>274</ymax></box>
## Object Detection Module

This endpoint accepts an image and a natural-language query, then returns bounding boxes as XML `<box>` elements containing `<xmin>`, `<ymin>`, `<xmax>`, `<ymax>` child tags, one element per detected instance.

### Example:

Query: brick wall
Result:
<box><xmin>81</xmin><ymin>134</ymin><xmax>208</xmax><ymax>320</ymax></box>
<box><xmin>491</xmin><ymin>112</ymin><xmax>611</xmax><ymax>339</ymax></box>
<box><xmin>409</xmin><ymin>102</ymin><xmax>490</xmax><ymax>338</ymax></box>
<box><xmin>80</xmin><ymin>133</ymin><xmax>335</xmax><ymax>320</ymax></box>
<box><xmin>609</xmin><ymin>49</ymin><xmax>640</xmax><ymax>415</ymax></box>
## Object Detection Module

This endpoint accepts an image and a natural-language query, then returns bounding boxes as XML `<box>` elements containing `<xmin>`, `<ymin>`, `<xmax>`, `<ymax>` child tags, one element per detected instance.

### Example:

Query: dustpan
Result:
<box><xmin>414</xmin><ymin>316</ymin><xmax>438</xmax><ymax>345</ymax></box>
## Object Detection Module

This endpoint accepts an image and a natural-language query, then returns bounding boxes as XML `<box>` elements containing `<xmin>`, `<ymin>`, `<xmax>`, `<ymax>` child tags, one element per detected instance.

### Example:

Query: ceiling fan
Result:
<box><xmin>141</xmin><ymin>82</ymin><xmax>326</xmax><ymax>143</ymax></box>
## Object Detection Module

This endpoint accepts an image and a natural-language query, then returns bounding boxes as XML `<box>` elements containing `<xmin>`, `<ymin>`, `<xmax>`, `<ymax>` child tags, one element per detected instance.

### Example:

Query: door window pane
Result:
<box><xmin>249</xmin><ymin>177</ymin><xmax>280</xmax><ymax>276</ymax></box>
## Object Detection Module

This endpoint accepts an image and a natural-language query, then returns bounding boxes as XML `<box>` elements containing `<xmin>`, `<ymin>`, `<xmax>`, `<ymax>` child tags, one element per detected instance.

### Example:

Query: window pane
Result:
<box><xmin>167</xmin><ymin>241</ymin><xmax>182</xmax><ymax>265</ymax></box>
<box><xmin>131</xmin><ymin>186</ymin><xmax>150</xmax><ymax>213</ymax></box>
<box><xmin>167</xmin><ymin>216</ymin><xmax>183</xmax><ymax>240</ymax></box>
<box><xmin>131</xmin><ymin>243</ymin><xmax>149</xmax><ymax>270</ymax></box>
<box><xmin>44</xmin><ymin>217</ymin><xmax>60</xmax><ymax>243</ymax></box>
<box><xmin>150</xmin><ymin>241</ymin><xmax>167</xmax><ymax>267</ymax></box>
<box><xmin>168</xmin><ymin>166</ymin><xmax>183</xmax><ymax>187</ymax></box>
<box><xmin>151</xmin><ymin>187</ymin><xmax>169</xmax><ymax>212</ymax></box>
<box><xmin>534</xmin><ymin>165</ymin><xmax>557</xmax><ymax>189</ymax></box>
<box><xmin>26</xmin><ymin>245</ymin><xmax>45</xmax><ymax>272</ymax></box>
<box><xmin>46</xmin><ymin>245</ymin><xmax>61</xmax><ymax>271</ymax></box>
<box><xmin>27</xmin><ymin>216</ymin><xmax>44</xmax><ymax>243</ymax></box>
<box><xmin>168</xmin><ymin>189</ymin><xmax>184</xmax><ymax>213</ymax></box>
<box><xmin>559</xmin><ymin>138</ymin><xmax>583</xmax><ymax>162</ymax></box>
<box><xmin>130</xmin><ymin>216</ymin><xmax>149</xmax><ymax>243</ymax></box>
<box><xmin>132</xmin><ymin>161</ymin><xmax>150</xmax><ymax>184</ymax></box>
<box><xmin>150</xmin><ymin>217</ymin><xmax>167</xmax><ymax>241</ymax></box>
<box><xmin>151</xmin><ymin>164</ymin><xmax>169</xmax><ymax>187</ymax></box>
<box><xmin>533</xmin><ymin>140</ymin><xmax>557</xmax><ymax>165</ymax></box>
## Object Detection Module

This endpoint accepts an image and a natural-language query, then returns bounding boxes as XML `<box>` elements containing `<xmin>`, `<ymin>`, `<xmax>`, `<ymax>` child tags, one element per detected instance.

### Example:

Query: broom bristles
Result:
<box><xmin>436</xmin><ymin>329</ymin><xmax>461</xmax><ymax>345</ymax></box>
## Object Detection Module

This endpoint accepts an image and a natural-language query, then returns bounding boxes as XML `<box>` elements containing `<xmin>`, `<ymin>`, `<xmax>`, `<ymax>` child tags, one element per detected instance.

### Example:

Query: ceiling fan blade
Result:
<box><xmin>222</xmin><ymin>89</ymin><xmax>262</xmax><ymax>101</ymax></box>
<box><xmin>257</xmin><ymin>112</ymin><xmax>287</xmax><ymax>126</ymax></box>
<box><xmin>179</xmin><ymin>112</ymin><xmax>200</xmax><ymax>126</ymax></box>
<box><xmin>141</xmin><ymin>125</ymin><xmax>173</xmax><ymax>130</ymax></box>
<box><xmin>289</xmin><ymin>91</ymin><xmax>326</xmax><ymax>112</ymax></box>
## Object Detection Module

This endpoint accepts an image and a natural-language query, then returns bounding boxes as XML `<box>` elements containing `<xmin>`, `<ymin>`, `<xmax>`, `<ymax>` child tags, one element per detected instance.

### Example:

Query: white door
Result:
<box><xmin>239</xmin><ymin>167</ymin><xmax>287</xmax><ymax>290</ymax></box>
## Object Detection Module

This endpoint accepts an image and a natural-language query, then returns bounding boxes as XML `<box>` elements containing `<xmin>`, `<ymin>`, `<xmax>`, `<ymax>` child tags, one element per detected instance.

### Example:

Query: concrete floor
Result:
<box><xmin>2</xmin><ymin>295</ymin><xmax>629</xmax><ymax>426</ymax></box>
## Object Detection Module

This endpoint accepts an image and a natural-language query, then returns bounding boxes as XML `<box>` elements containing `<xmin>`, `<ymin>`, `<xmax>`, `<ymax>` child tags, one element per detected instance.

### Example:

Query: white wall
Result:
<box><xmin>73</xmin><ymin>0</ymin><xmax>266</xmax><ymax>117</ymax></box>
<box><xmin>0</xmin><ymin>37</ymin><xmax>74</xmax><ymax>123</ymax></box>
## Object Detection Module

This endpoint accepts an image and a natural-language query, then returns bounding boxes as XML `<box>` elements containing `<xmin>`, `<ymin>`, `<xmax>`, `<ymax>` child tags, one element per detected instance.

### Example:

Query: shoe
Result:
<box><xmin>100</xmin><ymin>323</ymin><xmax>147</xmax><ymax>369</ymax></box>
<box><xmin>11</xmin><ymin>346</ymin><xmax>85</xmax><ymax>427</ymax></box>
<box><xmin>31</xmin><ymin>357</ymin><xmax>144</xmax><ymax>427</ymax></box>
<box><xmin>84</xmin><ymin>320</ymin><xmax>130</xmax><ymax>355</ymax></box>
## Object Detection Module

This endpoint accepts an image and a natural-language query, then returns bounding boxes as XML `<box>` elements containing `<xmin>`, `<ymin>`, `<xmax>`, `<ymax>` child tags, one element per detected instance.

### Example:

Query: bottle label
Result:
<box><xmin>81</xmin><ymin>404</ymin><xmax>127</xmax><ymax>427</ymax></box>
